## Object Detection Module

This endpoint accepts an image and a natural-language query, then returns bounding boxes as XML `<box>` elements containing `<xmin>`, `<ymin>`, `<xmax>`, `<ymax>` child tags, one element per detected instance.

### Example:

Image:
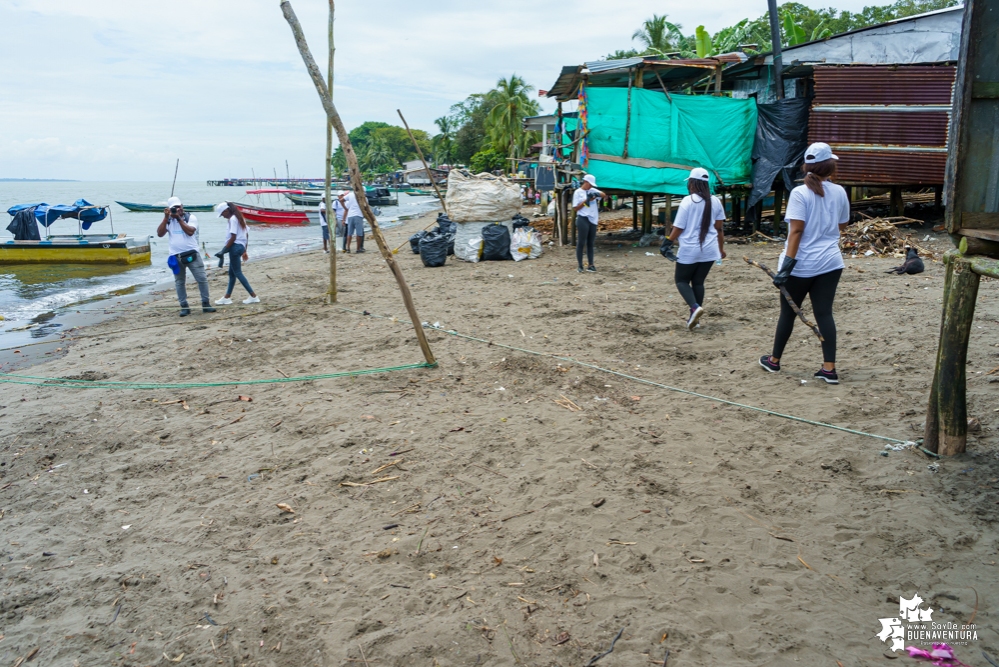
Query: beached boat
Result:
<box><xmin>233</xmin><ymin>203</ymin><xmax>318</xmax><ymax>225</ymax></box>
<box><xmin>3</xmin><ymin>200</ymin><xmax>151</xmax><ymax>265</ymax></box>
<box><xmin>116</xmin><ymin>200</ymin><xmax>215</xmax><ymax>213</ymax></box>
<box><xmin>283</xmin><ymin>186</ymin><xmax>397</xmax><ymax>207</ymax></box>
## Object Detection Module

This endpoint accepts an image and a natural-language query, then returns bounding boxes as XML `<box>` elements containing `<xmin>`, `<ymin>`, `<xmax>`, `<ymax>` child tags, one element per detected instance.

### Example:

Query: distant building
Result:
<box><xmin>402</xmin><ymin>167</ymin><xmax>447</xmax><ymax>185</ymax></box>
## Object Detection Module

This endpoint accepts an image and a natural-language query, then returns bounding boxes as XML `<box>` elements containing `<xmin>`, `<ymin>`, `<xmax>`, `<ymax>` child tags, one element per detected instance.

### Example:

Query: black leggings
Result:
<box><xmin>576</xmin><ymin>216</ymin><xmax>597</xmax><ymax>268</ymax></box>
<box><xmin>674</xmin><ymin>261</ymin><xmax>714</xmax><ymax>309</ymax></box>
<box><xmin>772</xmin><ymin>269</ymin><xmax>842</xmax><ymax>363</ymax></box>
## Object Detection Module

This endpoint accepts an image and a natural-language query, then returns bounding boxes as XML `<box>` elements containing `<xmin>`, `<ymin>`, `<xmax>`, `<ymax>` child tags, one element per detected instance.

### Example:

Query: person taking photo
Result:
<box><xmin>157</xmin><ymin>196</ymin><xmax>215</xmax><ymax>317</ymax></box>
<box><xmin>572</xmin><ymin>174</ymin><xmax>607</xmax><ymax>273</ymax></box>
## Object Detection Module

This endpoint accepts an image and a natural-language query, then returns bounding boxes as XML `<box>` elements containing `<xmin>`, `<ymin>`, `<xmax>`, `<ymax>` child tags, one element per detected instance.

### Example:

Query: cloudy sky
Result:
<box><xmin>1</xmin><ymin>0</ymin><xmax>880</xmax><ymax>181</ymax></box>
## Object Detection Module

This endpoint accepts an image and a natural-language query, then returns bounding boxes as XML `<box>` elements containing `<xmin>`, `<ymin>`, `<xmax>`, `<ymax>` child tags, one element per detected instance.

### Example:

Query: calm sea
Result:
<box><xmin>0</xmin><ymin>181</ymin><xmax>438</xmax><ymax>337</ymax></box>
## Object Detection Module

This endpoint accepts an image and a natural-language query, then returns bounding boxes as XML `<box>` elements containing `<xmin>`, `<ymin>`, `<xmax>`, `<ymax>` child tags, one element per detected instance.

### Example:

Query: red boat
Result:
<box><xmin>233</xmin><ymin>203</ymin><xmax>317</xmax><ymax>226</ymax></box>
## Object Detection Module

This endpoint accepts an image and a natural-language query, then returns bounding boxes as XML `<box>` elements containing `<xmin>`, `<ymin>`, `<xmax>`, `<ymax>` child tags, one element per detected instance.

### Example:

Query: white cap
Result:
<box><xmin>214</xmin><ymin>202</ymin><xmax>230</xmax><ymax>217</ymax></box>
<box><xmin>582</xmin><ymin>174</ymin><xmax>597</xmax><ymax>186</ymax></box>
<box><xmin>804</xmin><ymin>142</ymin><xmax>838</xmax><ymax>163</ymax></box>
<box><xmin>167</xmin><ymin>196</ymin><xmax>182</xmax><ymax>208</ymax></box>
<box><xmin>688</xmin><ymin>167</ymin><xmax>710</xmax><ymax>182</ymax></box>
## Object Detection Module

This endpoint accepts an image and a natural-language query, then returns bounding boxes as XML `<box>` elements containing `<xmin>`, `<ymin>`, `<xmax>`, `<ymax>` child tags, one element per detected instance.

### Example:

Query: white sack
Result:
<box><xmin>445</xmin><ymin>169</ymin><xmax>522</xmax><ymax>223</ymax></box>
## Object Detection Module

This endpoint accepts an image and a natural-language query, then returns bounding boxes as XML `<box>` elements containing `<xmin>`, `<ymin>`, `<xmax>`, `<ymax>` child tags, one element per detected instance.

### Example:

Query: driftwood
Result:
<box><xmin>743</xmin><ymin>257</ymin><xmax>824</xmax><ymax>342</ymax></box>
<box><xmin>324</xmin><ymin>0</ymin><xmax>336</xmax><ymax>302</ymax></box>
<box><xmin>280</xmin><ymin>0</ymin><xmax>435</xmax><ymax>366</ymax></box>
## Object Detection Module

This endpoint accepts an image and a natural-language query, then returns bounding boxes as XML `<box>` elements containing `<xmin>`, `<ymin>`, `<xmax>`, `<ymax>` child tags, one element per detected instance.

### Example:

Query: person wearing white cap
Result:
<box><xmin>319</xmin><ymin>195</ymin><xmax>346</xmax><ymax>254</ymax></box>
<box><xmin>659</xmin><ymin>167</ymin><xmax>727</xmax><ymax>330</ymax></box>
<box><xmin>759</xmin><ymin>142</ymin><xmax>850</xmax><ymax>384</ymax></box>
<box><xmin>212</xmin><ymin>202</ymin><xmax>259</xmax><ymax>305</ymax></box>
<box><xmin>571</xmin><ymin>174</ymin><xmax>607</xmax><ymax>272</ymax></box>
<box><xmin>156</xmin><ymin>197</ymin><xmax>215</xmax><ymax>317</ymax></box>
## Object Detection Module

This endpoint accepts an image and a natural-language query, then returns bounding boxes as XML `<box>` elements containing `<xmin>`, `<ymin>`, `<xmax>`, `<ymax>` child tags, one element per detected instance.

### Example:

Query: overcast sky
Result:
<box><xmin>2</xmin><ymin>0</ymin><xmax>881</xmax><ymax>181</ymax></box>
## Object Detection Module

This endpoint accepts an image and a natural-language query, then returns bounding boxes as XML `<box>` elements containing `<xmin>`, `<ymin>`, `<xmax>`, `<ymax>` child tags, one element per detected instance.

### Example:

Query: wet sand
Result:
<box><xmin>1</xmin><ymin>209</ymin><xmax>997</xmax><ymax>666</ymax></box>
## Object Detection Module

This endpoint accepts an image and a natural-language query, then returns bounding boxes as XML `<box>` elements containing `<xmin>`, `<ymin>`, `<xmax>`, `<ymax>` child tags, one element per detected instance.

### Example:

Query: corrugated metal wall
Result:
<box><xmin>809</xmin><ymin>65</ymin><xmax>956</xmax><ymax>184</ymax></box>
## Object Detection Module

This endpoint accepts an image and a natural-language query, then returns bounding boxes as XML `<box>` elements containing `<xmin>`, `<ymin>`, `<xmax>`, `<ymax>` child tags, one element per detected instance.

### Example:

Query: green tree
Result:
<box><xmin>469</xmin><ymin>147</ymin><xmax>507</xmax><ymax>174</ymax></box>
<box><xmin>451</xmin><ymin>93</ymin><xmax>493</xmax><ymax>164</ymax></box>
<box><xmin>361</xmin><ymin>135</ymin><xmax>396</xmax><ymax>173</ymax></box>
<box><xmin>369</xmin><ymin>126</ymin><xmax>432</xmax><ymax>166</ymax></box>
<box><xmin>432</xmin><ymin>116</ymin><xmax>455</xmax><ymax>166</ymax></box>
<box><xmin>631</xmin><ymin>14</ymin><xmax>685</xmax><ymax>56</ymax></box>
<box><xmin>485</xmin><ymin>74</ymin><xmax>540</xmax><ymax>169</ymax></box>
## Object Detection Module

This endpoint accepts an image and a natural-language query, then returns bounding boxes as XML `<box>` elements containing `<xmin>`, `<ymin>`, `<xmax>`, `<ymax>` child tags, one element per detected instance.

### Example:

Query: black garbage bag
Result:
<box><xmin>436</xmin><ymin>218</ymin><xmax>457</xmax><ymax>255</ymax></box>
<box><xmin>512</xmin><ymin>214</ymin><xmax>531</xmax><ymax>230</ymax></box>
<box><xmin>482</xmin><ymin>224</ymin><xmax>513</xmax><ymax>261</ymax></box>
<box><xmin>409</xmin><ymin>230</ymin><xmax>428</xmax><ymax>254</ymax></box>
<box><xmin>7</xmin><ymin>208</ymin><xmax>40</xmax><ymax>241</ymax></box>
<box><xmin>419</xmin><ymin>231</ymin><xmax>449</xmax><ymax>267</ymax></box>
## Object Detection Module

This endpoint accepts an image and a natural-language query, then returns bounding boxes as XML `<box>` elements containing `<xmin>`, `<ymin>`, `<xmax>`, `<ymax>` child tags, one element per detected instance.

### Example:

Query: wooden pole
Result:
<box><xmin>170</xmin><ymin>159</ymin><xmax>179</xmax><ymax>197</ymax></box>
<box><xmin>397</xmin><ymin>110</ymin><xmax>448</xmax><ymax>218</ymax></box>
<box><xmin>714</xmin><ymin>65</ymin><xmax>722</xmax><ymax>96</ymax></box>
<box><xmin>622</xmin><ymin>71</ymin><xmax>633</xmax><ymax>159</ymax></box>
<box><xmin>642</xmin><ymin>193</ymin><xmax>653</xmax><ymax>235</ymax></box>
<box><xmin>925</xmin><ymin>254</ymin><xmax>980</xmax><ymax>455</ymax></box>
<box><xmin>280</xmin><ymin>0</ymin><xmax>435</xmax><ymax>366</ymax></box>
<box><xmin>632</xmin><ymin>194</ymin><xmax>638</xmax><ymax>230</ymax></box>
<box><xmin>325</xmin><ymin>0</ymin><xmax>337</xmax><ymax>303</ymax></box>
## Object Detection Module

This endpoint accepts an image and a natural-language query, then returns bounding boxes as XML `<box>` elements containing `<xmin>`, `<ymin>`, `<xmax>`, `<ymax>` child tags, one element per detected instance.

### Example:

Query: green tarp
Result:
<box><xmin>583</xmin><ymin>87</ymin><xmax>758</xmax><ymax>194</ymax></box>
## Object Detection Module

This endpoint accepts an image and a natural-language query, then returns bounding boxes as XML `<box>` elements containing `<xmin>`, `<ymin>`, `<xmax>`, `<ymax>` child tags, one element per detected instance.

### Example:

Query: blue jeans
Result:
<box><xmin>226</xmin><ymin>244</ymin><xmax>254</xmax><ymax>296</ymax></box>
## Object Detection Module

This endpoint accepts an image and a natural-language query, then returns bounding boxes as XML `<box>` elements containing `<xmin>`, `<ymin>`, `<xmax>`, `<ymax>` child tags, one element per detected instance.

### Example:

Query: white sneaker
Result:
<box><xmin>686</xmin><ymin>306</ymin><xmax>704</xmax><ymax>330</ymax></box>
<box><xmin>243</xmin><ymin>296</ymin><xmax>261</xmax><ymax>304</ymax></box>
<box><xmin>215</xmin><ymin>297</ymin><xmax>233</xmax><ymax>305</ymax></box>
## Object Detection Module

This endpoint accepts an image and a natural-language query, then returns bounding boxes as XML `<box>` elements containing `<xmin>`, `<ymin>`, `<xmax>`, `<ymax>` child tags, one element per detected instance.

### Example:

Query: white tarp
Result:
<box><xmin>445</xmin><ymin>170</ymin><xmax>522</xmax><ymax>223</ymax></box>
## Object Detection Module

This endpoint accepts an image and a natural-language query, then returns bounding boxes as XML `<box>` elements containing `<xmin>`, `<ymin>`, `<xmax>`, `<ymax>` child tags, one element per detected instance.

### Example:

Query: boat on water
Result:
<box><xmin>283</xmin><ymin>186</ymin><xmax>397</xmax><ymax>207</ymax></box>
<box><xmin>233</xmin><ymin>203</ymin><xmax>319</xmax><ymax>226</ymax></box>
<box><xmin>116</xmin><ymin>200</ymin><xmax>215</xmax><ymax>212</ymax></box>
<box><xmin>3</xmin><ymin>200</ymin><xmax>151</xmax><ymax>265</ymax></box>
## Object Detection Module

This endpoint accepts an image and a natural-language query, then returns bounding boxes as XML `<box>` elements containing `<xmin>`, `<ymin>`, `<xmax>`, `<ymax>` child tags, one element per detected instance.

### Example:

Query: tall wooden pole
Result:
<box><xmin>170</xmin><ymin>159</ymin><xmax>179</xmax><ymax>197</ymax></box>
<box><xmin>324</xmin><ymin>0</ymin><xmax>337</xmax><ymax>302</ymax></box>
<box><xmin>281</xmin><ymin>0</ymin><xmax>436</xmax><ymax>366</ymax></box>
<box><xmin>397</xmin><ymin>109</ymin><xmax>448</xmax><ymax>218</ymax></box>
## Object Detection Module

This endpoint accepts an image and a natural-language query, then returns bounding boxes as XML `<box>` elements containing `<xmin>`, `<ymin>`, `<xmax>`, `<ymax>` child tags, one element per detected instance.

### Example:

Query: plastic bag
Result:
<box><xmin>482</xmin><ymin>224</ymin><xmax>513</xmax><ymax>261</ymax></box>
<box><xmin>510</xmin><ymin>228</ymin><xmax>542</xmax><ymax>261</ymax></box>
<box><xmin>445</xmin><ymin>169</ymin><xmax>522</xmax><ymax>223</ymax></box>
<box><xmin>409</xmin><ymin>231</ymin><xmax>428</xmax><ymax>254</ymax></box>
<box><xmin>419</xmin><ymin>231</ymin><xmax>449</xmax><ymax>267</ymax></box>
<box><xmin>454</xmin><ymin>222</ymin><xmax>489</xmax><ymax>262</ymax></box>
<box><xmin>436</xmin><ymin>216</ymin><xmax>456</xmax><ymax>255</ymax></box>
<box><xmin>512</xmin><ymin>214</ymin><xmax>531</xmax><ymax>230</ymax></box>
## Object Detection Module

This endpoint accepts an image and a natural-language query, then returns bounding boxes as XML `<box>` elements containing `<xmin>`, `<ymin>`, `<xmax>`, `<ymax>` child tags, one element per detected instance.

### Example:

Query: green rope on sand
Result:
<box><xmin>426</xmin><ymin>325</ymin><xmax>909</xmax><ymax>445</ymax></box>
<box><xmin>0</xmin><ymin>362</ymin><xmax>435</xmax><ymax>390</ymax></box>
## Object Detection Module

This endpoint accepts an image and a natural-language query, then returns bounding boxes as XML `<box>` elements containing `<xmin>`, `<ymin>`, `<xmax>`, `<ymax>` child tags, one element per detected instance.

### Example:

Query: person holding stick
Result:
<box><xmin>660</xmin><ymin>168</ymin><xmax>726</xmax><ymax>330</ymax></box>
<box><xmin>759</xmin><ymin>142</ymin><xmax>850</xmax><ymax>384</ymax></box>
<box><xmin>572</xmin><ymin>174</ymin><xmax>607</xmax><ymax>273</ymax></box>
<box><xmin>213</xmin><ymin>202</ymin><xmax>260</xmax><ymax>305</ymax></box>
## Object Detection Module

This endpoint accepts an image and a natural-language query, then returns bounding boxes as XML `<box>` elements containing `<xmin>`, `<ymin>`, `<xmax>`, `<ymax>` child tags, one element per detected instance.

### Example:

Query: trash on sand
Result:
<box><xmin>276</xmin><ymin>503</ymin><xmax>295</xmax><ymax>513</ymax></box>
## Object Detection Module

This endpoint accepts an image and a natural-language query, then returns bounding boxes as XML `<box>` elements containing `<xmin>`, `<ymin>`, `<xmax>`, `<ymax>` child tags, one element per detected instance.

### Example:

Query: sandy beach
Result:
<box><xmin>1</xmin><ymin>209</ymin><xmax>998</xmax><ymax>666</ymax></box>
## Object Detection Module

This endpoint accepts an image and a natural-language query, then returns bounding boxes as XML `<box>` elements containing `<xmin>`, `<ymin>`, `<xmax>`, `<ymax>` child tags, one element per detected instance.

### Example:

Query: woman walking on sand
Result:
<box><xmin>759</xmin><ymin>142</ymin><xmax>850</xmax><ymax>384</ymax></box>
<box><xmin>659</xmin><ymin>168</ymin><xmax>726</xmax><ymax>330</ymax></box>
<box><xmin>213</xmin><ymin>202</ymin><xmax>260</xmax><ymax>305</ymax></box>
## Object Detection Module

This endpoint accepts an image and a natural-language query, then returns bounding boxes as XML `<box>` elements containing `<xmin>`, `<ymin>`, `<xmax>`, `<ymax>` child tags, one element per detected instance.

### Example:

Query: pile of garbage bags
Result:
<box><xmin>417</xmin><ymin>213</ymin><xmax>457</xmax><ymax>267</ymax></box>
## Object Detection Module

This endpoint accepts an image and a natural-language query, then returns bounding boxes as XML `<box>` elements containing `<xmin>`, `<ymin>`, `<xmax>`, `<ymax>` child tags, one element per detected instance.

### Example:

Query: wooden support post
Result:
<box><xmin>934</xmin><ymin>184</ymin><xmax>943</xmax><ymax>210</ymax></box>
<box><xmin>559</xmin><ymin>188</ymin><xmax>570</xmax><ymax>245</ymax></box>
<box><xmin>570</xmin><ymin>207</ymin><xmax>577</xmax><ymax>246</ymax></box>
<box><xmin>632</xmin><ymin>194</ymin><xmax>638</xmax><ymax>230</ymax></box>
<box><xmin>925</xmin><ymin>254</ymin><xmax>980</xmax><ymax>455</ymax></box>
<box><xmin>623</xmin><ymin>71</ymin><xmax>633</xmax><ymax>159</ymax></box>
<box><xmin>714</xmin><ymin>65</ymin><xmax>722</xmax><ymax>96</ymax></box>
<box><xmin>733</xmin><ymin>194</ymin><xmax>741</xmax><ymax>223</ymax></box>
<box><xmin>324</xmin><ymin>0</ymin><xmax>336</xmax><ymax>303</ymax></box>
<box><xmin>960</xmin><ymin>235</ymin><xmax>999</xmax><ymax>256</ymax></box>
<box><xmin>642</xmin><ymin>193</ymin><xmax>653</xmax><ymax>235</ymax></box>
<box><xmin>890</xmin><ymin>185</ymin><xmax>904</xmax><ymax>217</ymax></box>
<box><xmin>280</xmin><ymin>0</ymin><xmax>435</xmax><ymax>366</ymax></box>
<box><xmin>664</xmin><ymin>194</ymin><xmax>672</xmax><ymax>231</ymax></box>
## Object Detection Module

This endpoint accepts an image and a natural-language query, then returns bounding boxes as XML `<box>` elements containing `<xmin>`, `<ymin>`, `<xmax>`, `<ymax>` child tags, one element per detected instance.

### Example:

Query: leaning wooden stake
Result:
<box><xmin>324</xmin><ymin>0</ymin><xmax>337</xmax><ymax>303</ymax></box>
<box><xmin>388</xmin><ymin>109</ymin><xmax>448</xmax><ymax>255</ymax></box>
<box><xmin>743</xmin><ymin>257</ymin><xmax>824</xmax><ymax>342</ymax></box>
<box><xmin>281</xmin><ymin>0</ymin><xmax>436</xmax><ymax>366</ymax></box>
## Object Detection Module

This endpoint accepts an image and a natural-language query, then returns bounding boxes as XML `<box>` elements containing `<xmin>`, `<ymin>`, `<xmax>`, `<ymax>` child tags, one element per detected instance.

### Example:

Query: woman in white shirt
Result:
<box><xmin>660</xmin><ymin>168</ymin><xmax>726</xmax><ymax>330</ymax></box>
<box><xmin>214</xmin><ymin>202</ymin><xmax>260</xmax><ymax>305</ymax></box>
<box><xmin>759</xmin><ymin>142</ymin><xmax>850</xmax><ymax>384</ymax></box>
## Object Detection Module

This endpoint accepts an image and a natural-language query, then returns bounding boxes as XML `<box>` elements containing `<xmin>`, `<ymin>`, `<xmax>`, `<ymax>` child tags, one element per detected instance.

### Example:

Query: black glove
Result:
<box><xmin>773</xmin><ymin>256</ymin><xmax>797</xmax><ymax>287</ymax></box>
<box><xmin>659</xmin><ymin>237</ymin><xmax>677</xmax><ymax>262</ymax></box>
<box><xmin>215</xmin><ymin>250</ymin><xmax>226</xmax><ymax>268</ymax></box>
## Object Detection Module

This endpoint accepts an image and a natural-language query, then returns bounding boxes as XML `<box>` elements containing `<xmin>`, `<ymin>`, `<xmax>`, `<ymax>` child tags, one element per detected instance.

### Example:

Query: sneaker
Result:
<box><xmin>324</xmin><ymin>249</ymin><xmax>330</xmax><ymax>254</ymax></box>
<box><xmin>215</xmin><ymin>297</ymin><xmax>233</xmax><ymax>305</ymax></box>
<box><xmin>814</xmin><ymin>368</ymin><xmax>839</xmax><ymax>384</ymax></box>
<box><xmin>577</xmin><ymin>267</ymin><xmax>584</xmax><ymax>273</ymax></box>
<box><xmin>179</xmin><ymin>308</ymin><xmax>191</xmax><ymax>317</ymax></box>
<box><xmin>202</xmin><ymin>306</ymin><xmax>217</xmax><ymax>313</ymax></box>
<box><xmin>686</xmin><ymin>306</ymin><xmax>704</xmax><ymax>330</ymax></box>
<box><xmin>243</xmin><ymin>296</ymin><xmax>261</xmax><ymax>304</ymax></box>
<box><xmin>586</xmin><ymin>265</ymin><xmax>596</xmax><ymax>273</ymax></box>
<box><xmin>759</xmin><ymin>355</ymin><xmax>780</xmax><ymax>373</ymax></box>
<box><xmin>356</xmin><ymin>248</ymin><xmax>366</xmax><ymax>253</ymax></box>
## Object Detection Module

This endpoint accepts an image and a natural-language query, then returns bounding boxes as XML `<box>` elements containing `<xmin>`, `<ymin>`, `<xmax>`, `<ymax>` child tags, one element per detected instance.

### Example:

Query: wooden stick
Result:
<box><xmin>397</xmin><ymin>110</ymin><xmax>447</xmax><ymax>218</ymax></box>
<box><xmin>170</xmin><ymin>158</ymin><xmax>179</xmax><ymax>198</ymax></box>
<box><xmin>280</xmin><ymin>1</ymin><xmax>436</xmax><ymax>367</ymax></box>
<box><xmin>469</xmin><ymin>463</ymin><xmax>509</xmax><ymax>479</ymax></box>
<box><xmin>324</xmin><ymin>0</ymin><xmax>337</xmax><ymax>303</ymax></box>
<box><xmin>742</xmin><ymin>257</ymin><xmax>824</xmax><ymax>342</ymax></box>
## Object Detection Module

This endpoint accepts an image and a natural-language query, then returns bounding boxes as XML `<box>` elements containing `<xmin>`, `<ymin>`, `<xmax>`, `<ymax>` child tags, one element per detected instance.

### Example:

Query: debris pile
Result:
<box><xmin>841</xmin><ymin>218</ymin><xmax>937</xmax><ymax>259</ymax></box>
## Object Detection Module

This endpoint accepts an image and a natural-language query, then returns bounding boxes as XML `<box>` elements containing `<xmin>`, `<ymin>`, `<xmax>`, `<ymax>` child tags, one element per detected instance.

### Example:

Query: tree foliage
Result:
<box><xmin>469</xmin><ymin>147</ymin><xmax>507</xmax><ymax>174</ymax></box>
<box><xmin>486</xmin><ymin>74</ymin><xmax>541</xmax><ymax>165</ymax></box>
<box><xmin>331</xmin><ymin>121</ymin><xmax>432</xmax><ymax>175</ymax></box>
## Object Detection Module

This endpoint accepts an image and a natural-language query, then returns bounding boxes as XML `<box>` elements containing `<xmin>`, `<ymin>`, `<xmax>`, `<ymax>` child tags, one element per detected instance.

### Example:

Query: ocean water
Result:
<box><xmin>0</xmin><ymin>181</ymin><xmax>439</xmax><ymax>335</ymax></box>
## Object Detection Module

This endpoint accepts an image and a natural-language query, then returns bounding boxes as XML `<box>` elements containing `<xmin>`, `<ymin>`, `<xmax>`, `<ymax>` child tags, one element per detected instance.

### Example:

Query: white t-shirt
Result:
<box><xmin>166</xmin><ymin>214</ymin><xmax>199</xmax><ymax>255</ymax></box>
<box><xmin>342</xmin><ymin>191</ymin><xmax>363</xmax><ymax>219</ymax></box>
<box><xmin>673</xmin><ymin>194</ymin><xmax>725</xmax><ymax>264</ymax></box>
<box><xmin>318</xmin><ymin>199</ymin><xmax>345</xmax><ymax>227</ymax></box>
<box><xmin>226</xmin><ymin>216</ymin><xmax>248</xmax><ymax>247</ymax></box>
<box><xmin>779</xmin><ymin>182</ymin><xmax>850</xmax><ymax>278</ymax></box>
<box><xmin>572</xmin><ymin>187</ymin><xmax>600</xmax><ymax>223</ymax></box>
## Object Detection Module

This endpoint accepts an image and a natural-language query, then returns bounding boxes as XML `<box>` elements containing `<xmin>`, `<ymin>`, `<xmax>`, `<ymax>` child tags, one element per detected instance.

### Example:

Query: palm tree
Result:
<box><xmin>362</xmin><ymin>135</ymin><xmax>395</xmax><ymax>173</ymax></box>
<box><xmin>432</xmin><ymin>116</ymin><xmax>454</xmax><ymax>167</ymax></box>
<box><xmin>631</xmin><ymin>14</ymin><xmax>685</xmax><ymax>56</ymax></box>
<box><xmin>486</xmin><ymin>74</ymin><xmax>540</xmax><ymax>169</ymax></box>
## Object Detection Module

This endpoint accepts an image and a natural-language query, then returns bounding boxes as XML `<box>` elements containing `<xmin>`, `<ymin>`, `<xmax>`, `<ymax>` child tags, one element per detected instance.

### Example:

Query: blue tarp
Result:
<box><xmin>6</xmin><ymin>199</ymin><xmax>108</xmax><ymax>229</ymax></box>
